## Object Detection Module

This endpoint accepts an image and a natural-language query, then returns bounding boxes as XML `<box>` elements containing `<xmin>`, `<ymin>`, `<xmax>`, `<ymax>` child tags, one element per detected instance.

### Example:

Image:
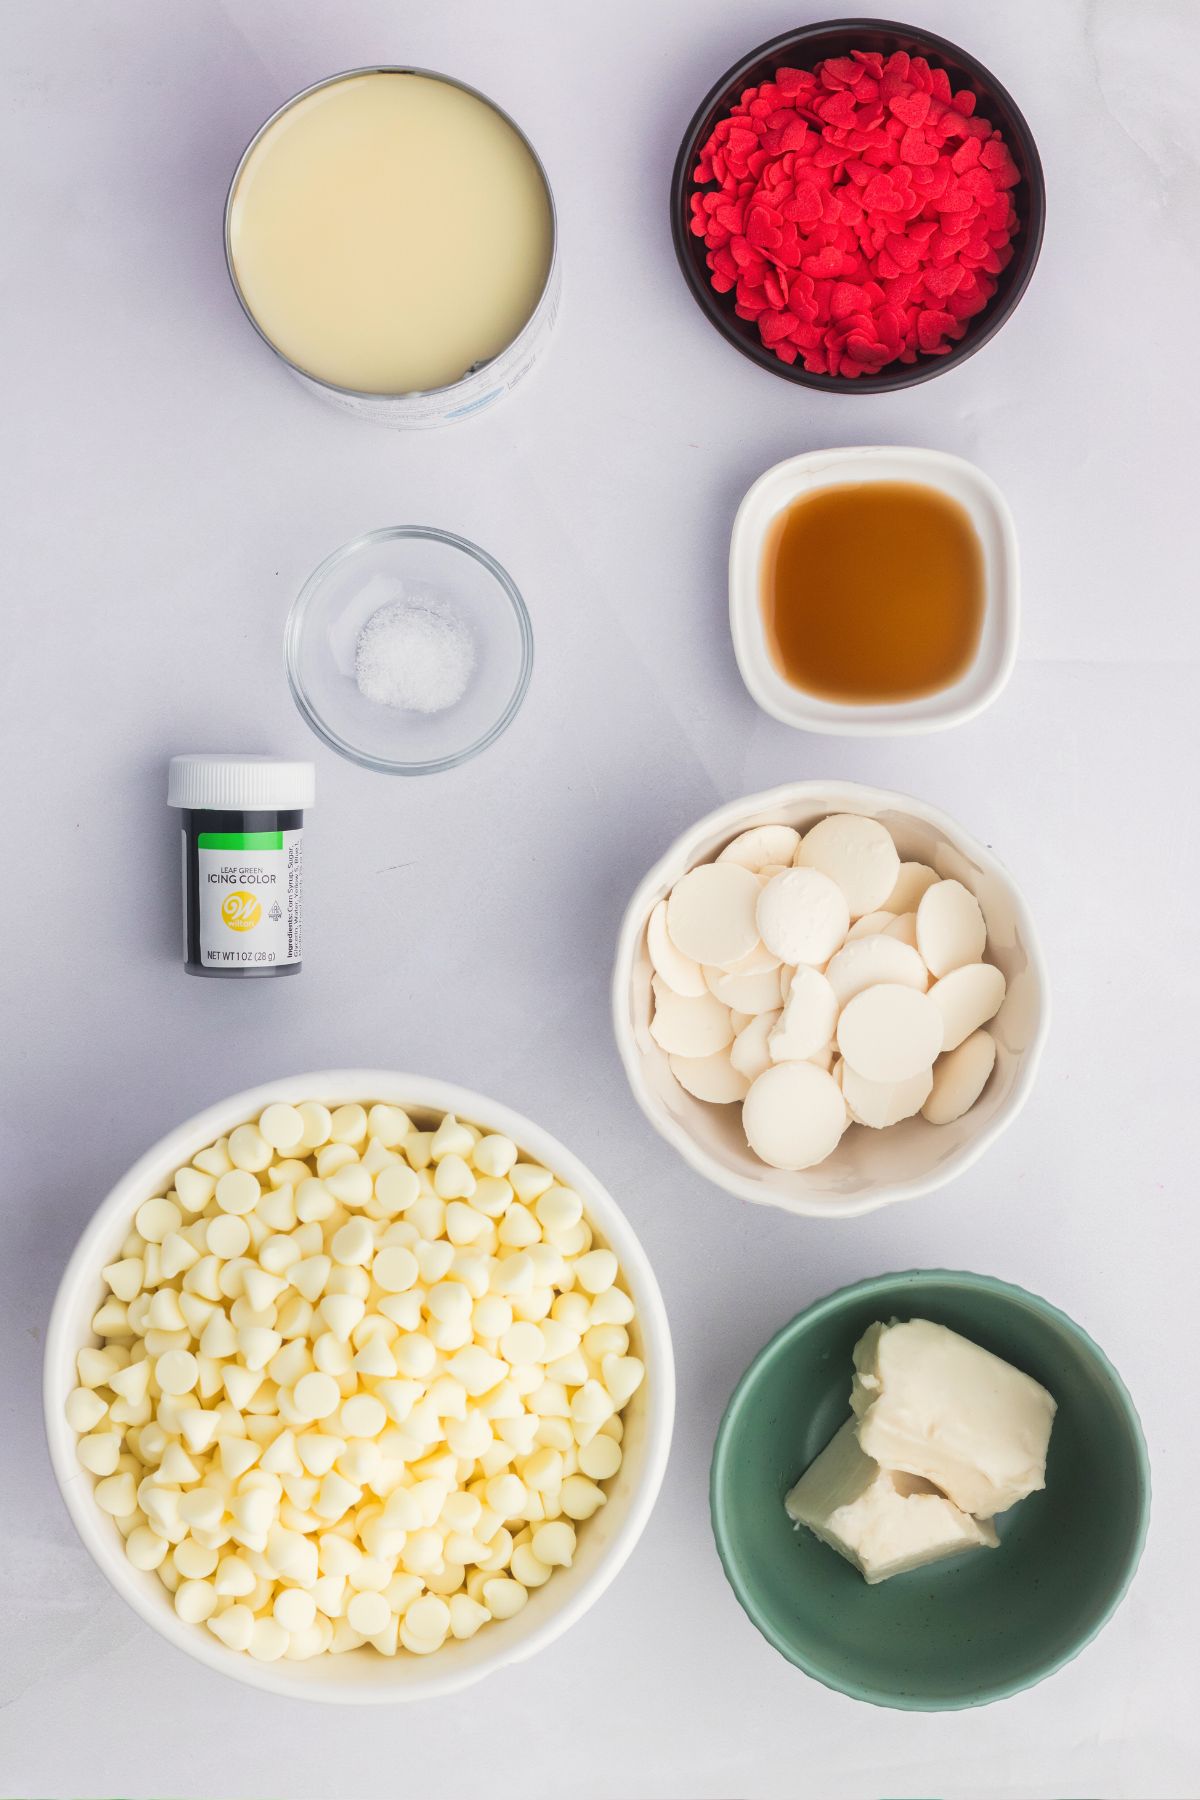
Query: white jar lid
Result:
<box><xmin>168</xmin><ymin>755</ymin><xmax>315</xmax><ymax>812</ymax></box>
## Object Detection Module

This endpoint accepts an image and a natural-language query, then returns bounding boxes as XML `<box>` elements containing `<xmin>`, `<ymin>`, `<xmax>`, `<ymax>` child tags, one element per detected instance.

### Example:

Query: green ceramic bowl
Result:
<box><xmin>710</xmin><ymin>1270</ymin><xmax>1149</xmax><ymax>1711</ymax></box>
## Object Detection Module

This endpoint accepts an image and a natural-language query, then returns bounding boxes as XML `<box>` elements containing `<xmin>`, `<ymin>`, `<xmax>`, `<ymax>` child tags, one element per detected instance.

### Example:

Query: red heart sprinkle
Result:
<box><xmin>689</xmin><ymin>48</ymin><xmax>1020</xmax><ymax>376</ymax></box>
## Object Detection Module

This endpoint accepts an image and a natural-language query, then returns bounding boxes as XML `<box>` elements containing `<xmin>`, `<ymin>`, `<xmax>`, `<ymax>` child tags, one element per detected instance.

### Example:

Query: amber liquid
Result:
<box><xmin>761</xmin><ymin>481</ymin><xmax>985</xmax><ymax>704</ymax></box>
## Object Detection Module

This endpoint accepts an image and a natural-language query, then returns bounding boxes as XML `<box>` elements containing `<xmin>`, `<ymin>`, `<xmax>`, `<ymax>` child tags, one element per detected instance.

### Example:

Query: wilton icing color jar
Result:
<box><xmin>168</xmin><ymin>756</ymin><xmax>315</xmax><ymax>979</ymax></box>
<box><xmin>225</xmin><ymin>69</ymin><xmax>559</xmax><ymax>428</ymax></box>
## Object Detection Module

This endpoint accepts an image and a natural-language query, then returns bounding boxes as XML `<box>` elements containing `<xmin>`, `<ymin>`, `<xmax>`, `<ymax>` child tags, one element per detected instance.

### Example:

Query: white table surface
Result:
<box><xmin>3</xmin><ymin>2</ymin><xmax>1196</xmax><ymax>1795</ymax></box>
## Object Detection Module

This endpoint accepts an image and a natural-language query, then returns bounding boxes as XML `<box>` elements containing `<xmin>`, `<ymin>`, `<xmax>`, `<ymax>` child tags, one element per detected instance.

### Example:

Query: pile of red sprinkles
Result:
<box><xmin>688</xmin><ymin>49</ymin><xmax>1021</xmax><ymax>378</ymax></box>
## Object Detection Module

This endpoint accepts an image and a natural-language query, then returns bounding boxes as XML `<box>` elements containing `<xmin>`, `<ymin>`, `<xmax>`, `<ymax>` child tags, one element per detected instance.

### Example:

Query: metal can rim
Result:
<box><xmin>223</xmin><ymin>65</ymin><xmax>560</xmax><ymax>403</ymax></box>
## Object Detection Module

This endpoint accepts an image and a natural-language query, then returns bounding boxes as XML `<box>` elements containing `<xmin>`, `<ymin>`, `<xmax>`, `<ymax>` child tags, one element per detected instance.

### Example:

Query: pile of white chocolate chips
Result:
<box><xmin>67</xmin><ymin>1102</ymin><xmax>644</xmax><ymax>1661</ymax></box>
<box><xmin>648</xmin><ymin>814</ymin><xmax>1006</xmax><ymax>1169</ymax></box>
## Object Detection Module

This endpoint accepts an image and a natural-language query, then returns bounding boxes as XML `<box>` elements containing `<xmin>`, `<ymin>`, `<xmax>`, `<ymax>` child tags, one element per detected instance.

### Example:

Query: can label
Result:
<box><xmin>197</xmin><ymin>829</ymin><xmax>302</xmax><ymax>969</ymax></box>
<box><xmin>290</xmin><ymin>261</ymin><xmax>561</xmax><ymax>430</ymax></box>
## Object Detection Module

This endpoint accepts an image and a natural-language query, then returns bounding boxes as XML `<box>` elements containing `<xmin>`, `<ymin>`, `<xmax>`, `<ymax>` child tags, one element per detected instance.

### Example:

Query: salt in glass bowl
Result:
<box><xmin>285</xmin><ymin>526</ymin><xmax>533</xmax><ymax>774</ymax></box>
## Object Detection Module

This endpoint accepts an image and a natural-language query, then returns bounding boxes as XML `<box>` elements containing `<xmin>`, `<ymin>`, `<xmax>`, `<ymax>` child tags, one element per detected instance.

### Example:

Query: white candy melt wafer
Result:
<box><xmin>923</xmin><ymin>1029</ymin><xmax>997</xmax><ymax>1124</ymax></box>
<box><xmin>647</xmin><ymin>899</ymin><xmax>707</xmax><ymax>997</ymax></box>
<box><xmin>840</xmin><ymin>1060</ymin><xmax>934</xmax><ymax>1129</ymax></box>
<box><xmin>845</xmin><ymin>911</ymin><xmax>896</xmax><ymax>940</ymax></box>
<box><xmin>645</xmin><ymin>809</ymin><xmax>1008</xmax><ymax>1171</ymax></box>
<box><xmin>796</xmin><ymin>814</ymin><xmax>900</xmax><ymax>919</ymax></box>
<box><xmin>717</xmin><ymin>824</ymin><xmax>800</xmax><ymax>870</ymax></box>
<box><xmin>757</xmin><ymin>868</ymin><xmax>849</xmax><ymax>967</ymax></box>
<box><xmin>704</xmin><ymin>962</ymin><xmax>785</xmax><ymax>1015</ymax></box>
<box><xmin>742</xmin><ymin>1063</ymin><xmax>847</xmax><ymax>1170</ymax></box>
<box><xmin>767</xmin><ymin>966</ymin><xmax>838</xmax><ymax>1062</ymax></box>
<box><xmin>837</xmin><ymin>984</ymin><xmax>943</xmax><ymax>1084</ymax></box>
<box><xmin>882</xmin><ymin>912</ymin><xmax>919</xmax><ymax>949</ymax></box>
<box><xmin>649</xmin><ymin>978</ymin><xmax>733</xmax><ymax>1057</ymax></box>
<box><xmin>716</xmin><ymin>938</ymin><xmax>780</xmax><ymax>976</ymax></box>
<box><xmin>669</xmin><ymin>1049</ymin><xmax>750</xmax><ymax>1104</ymax></box>
<box><xmin>927</xmin><ymin>963</ymin><xmax>1006</xmax><ymax>1052</ymax></box>
<box><xmin>666</xmin><ymin>863</ymin><xmax>761</xmax><ymax>967</ymax></box>
<box><xmin>730</xmin><ymin>1011</ymin><xmax>781</xmax><ymax>1082</ymax></box>
<box><xmin>824</xmin><ymin>935</ymin><xmax>928</xmax><ymax>1008</ymax></box>
<box><xmin>885</xmin><ymin>861</ymin><xmax>939</xmax><ymax>915</ymax></box>
<box><xmin>917</xmin><ymin>879</ymin><xmax>987</xmax><ymax>977</ymax></box>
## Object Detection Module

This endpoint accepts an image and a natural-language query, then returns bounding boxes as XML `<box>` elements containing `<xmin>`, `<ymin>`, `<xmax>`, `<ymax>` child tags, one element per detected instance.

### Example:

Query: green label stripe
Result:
<box><xmin>198</xmin><ymin>831</ymin><xmax>282</xmax><ymax>850</ymax></box>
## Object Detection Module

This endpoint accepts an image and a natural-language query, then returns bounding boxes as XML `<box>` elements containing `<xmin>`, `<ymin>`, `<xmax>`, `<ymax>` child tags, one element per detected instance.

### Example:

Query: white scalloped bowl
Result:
<box><xmin>44</xmin><ymin>1071</ymin><xmax>674</xmax><ymax>1702</ymax></box>
<box><xmin>612</xmin><ymin>784</ymin><xmax>1048</xmax><ymax>1219</ymax></box>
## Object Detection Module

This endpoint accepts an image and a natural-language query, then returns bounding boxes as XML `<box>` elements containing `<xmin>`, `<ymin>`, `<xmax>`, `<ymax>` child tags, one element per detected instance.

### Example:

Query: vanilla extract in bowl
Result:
<box><xmin>761</xmin><ymin>482</ymin><xmax>985</xmax><ymax>705</ymax></box>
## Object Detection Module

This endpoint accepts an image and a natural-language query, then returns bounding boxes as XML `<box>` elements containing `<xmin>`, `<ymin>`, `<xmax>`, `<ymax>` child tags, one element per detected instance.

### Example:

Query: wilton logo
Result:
<box><xmin>220</xmin><ymin>890</ymin><xmax>263</xmax><ymax>932</ymax></box>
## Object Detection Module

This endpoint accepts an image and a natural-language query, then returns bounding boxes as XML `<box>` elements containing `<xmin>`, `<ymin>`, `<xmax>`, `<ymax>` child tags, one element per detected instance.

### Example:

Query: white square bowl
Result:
<box><xmin>729</xmin><ymin>446</ymin><xmax>1019</xmax><ymax>736</ymax></box>
<box><xmin>612</xmin><ymin>782</ymin><xmax>1049</xmax><ymax>1220</ymax></box>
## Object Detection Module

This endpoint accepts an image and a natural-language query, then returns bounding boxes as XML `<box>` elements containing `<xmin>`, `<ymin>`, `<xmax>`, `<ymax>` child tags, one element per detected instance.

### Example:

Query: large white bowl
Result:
<box><xmin>612</xmin><ymin>783</ymin><xmax>1048</xmax><ymax>1219</ymax></box>
<box><xmin>44</xmin><ymin>1071</ymin><xmax>674</xmax><ymax>1702</ymax></box>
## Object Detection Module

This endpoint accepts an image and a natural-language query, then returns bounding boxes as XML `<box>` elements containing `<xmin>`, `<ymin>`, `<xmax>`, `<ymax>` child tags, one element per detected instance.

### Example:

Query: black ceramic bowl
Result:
<box><xmin>670</xmin><ymin>18</ymin><xmax>1046</xmax><ymax>392</ymax></box>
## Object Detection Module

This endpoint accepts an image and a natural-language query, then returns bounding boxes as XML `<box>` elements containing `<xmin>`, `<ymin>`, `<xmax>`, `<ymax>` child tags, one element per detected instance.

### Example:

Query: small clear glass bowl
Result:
<box><xmin>285</xmin><ymin>526</ymin><xmax>533</xmax><ymax>774</ymax></box>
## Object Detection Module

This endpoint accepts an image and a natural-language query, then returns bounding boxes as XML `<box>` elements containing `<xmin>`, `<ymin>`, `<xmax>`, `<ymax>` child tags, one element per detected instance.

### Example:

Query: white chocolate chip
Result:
<box><xmin>531</xmin><ymin>1521</ymin><xmax>575</xmax><ymax>1566</ymax></box>
<box><xmin>65</xmin><ymin>1388</ymin><xmax>108</xmax><ymax>1433</ymax></box>
<box><xmin>215</xmin><ymin>1171</ymin><xmax>259</xmax><ymax>1216</ymax></box>
<box><xmin>103</xmin><ymin>1257</ymin><xmax>144</xmax><ymax>1302</ymax></box>
<box><xmin>135</xmin><ymin>1197</ymin><xmax>181</xmax><ymax>1244</ymax></box>
<box><xmin>482</xmin><ymin>1577</ymin><xmax>527</xmax><ymax>1620</ymax></box>
<box><xmin>175</xmin><ymin>1579</ymin><xmax>218</xmax><ymax>1624</ymax></box>
<box><xmin>228</xmin><ymin>1125</ymin><xmax>273</xmax><ymax>1173</ymax></box>
<box><xmin>574</xmin><ymin>1249</ymin><xmax>617</xmax><ymax>1295</ymax></box>
<box><xmin>330</xmin><ymin>1104</ymin><xmax>368</xmax><ymax>1146</ymax></box>
<box><xmin>248</xmin><ymin>1617</ymin><xmax>289</xmax><ymax>1661</ymax></box>
<box><xmin>259</xmin><ymin>1104</ymin><xmax>305</xmax><ymax>1152</ymax></box>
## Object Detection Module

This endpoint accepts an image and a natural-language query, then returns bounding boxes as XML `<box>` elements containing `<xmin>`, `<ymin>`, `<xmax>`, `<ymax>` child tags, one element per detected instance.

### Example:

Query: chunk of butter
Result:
<box><xmin>851</xmin><ymin>1319</ymin><xmax>1056</xmax><ymax>1519</ymax></box>
<box><xmin>785</xmin><ymin>1419</ymin><xmax>997</xmax><ymax>1584</ymax></box>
